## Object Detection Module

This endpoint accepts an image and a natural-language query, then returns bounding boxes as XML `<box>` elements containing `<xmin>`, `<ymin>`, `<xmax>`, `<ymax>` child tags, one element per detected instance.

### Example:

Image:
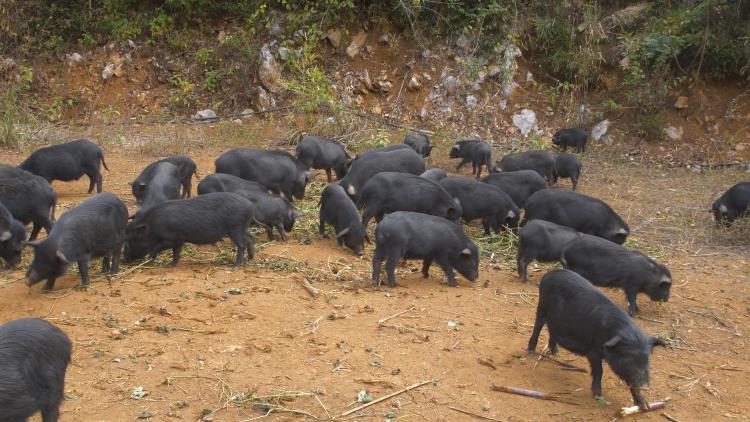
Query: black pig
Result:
<box><xmin>0</xmin><ymin>201</ymin><xmax>26</xmax><ymax>267</ymax></box>
<box><xmin>449</xmin><ymin>139</ymin><xmax>492</xmax><ymax>178</ymax></box>
<box><xmin>0</xmin><ymin>165</ymin><xmax>57</xmax><ymax>240</ymax></box>
<box><xmin>516</xmin><ymin>219</ymin><xmax>580</xmax><ymax>282</ymax></box>
<box><xmin>215</xmin><ymin>148</ymin><xmax>310</xmax><ymax>202</ymax></box>
<box><xmin>562</xmin><ymin>235</ymin><xmax>672</xmax><ymax>316</ymax></box>
<box><xmin>0</xmin><ymin>317</ymin><xmax>71</xmax><ymax>422</ymax></box>
<box><xmin>131</xmin><ymin>155</ymin><xmax>198</xmax><ymax>201</ymax></box>
<box><xmin>420</xmin><ymin>168</ymin><xmax>447</xmax><ymax>181</ymax></box>
<box><xmin>523</xmin><ymin>189</ymin><xmax>630</xmax><ymax>244</ymax></box>
<box><xmin>711</xmin><ymin>181</ymin><xmax>750</xmax><ymax>225</ymax></box>
<box><xmin>553</xmin><ymin>153</ymin><xmax>582</xmax><ymax>191</ymax></box>
<box><xmin>403</xmin><ymin>131</ymin><xmax>433</xmax><ymax>158</ymax></box>
<box><xmin>296</xmin><ymin>135</ymin><xmax>350</xmax><ymax>182</ymax></box>
<box><xmin>552</xmin><ymin>128</ymin><xmax>588</xmax><ymax>153</ymax></box>
<box><xmin>319</xmin><ymin>183</ymin><xmax>369</xmax><ymax>255</ymax></box>
<box><xmin>138</xmin><ymin>162</ymin><xmax>182</xmax><ymax>209</ymax></box>
<box><xmin>494</xmin><ymin>150</ymin><xmax>555</xmax><ymax>185</ymax></box>
<box><xmin>124</xmin><ymin>192</ymin><xmax>255</xmax><ymax>267</ymax></box>
<box><xmin>480</xmin><ymin>170</ymin><xmax>546</xmax><ymax>208</ymax></box>
<box><xmin>372</xmin><ymin>211</ymin><xmax>479</xmax><ymax>287</ymax></box>
<box><xmin>231</xmin><ymin>190</ymin><xmax>299</xmax><ymax>241</ymax></box>
<box><xmin>339</xmin><ymin>147</ymin><xmax>425</xmax><ymax>200</ymax></box>
<box><xmin>358</xmin><ymin>172</ymin><xmax>462</xmax><ymax>227</ymax></box>
<box><xmin>528</xmin><ymin>269</ymin><xmax>665</xmax><ymax>409</ymax></box>
<box><xmin>19</xmin><ymin>139</ymin><xmax>109</xmax><ymax>194</ymax></box>
<box><xmin>439</xmin><ymin>176</ymin><xmax>519</xmax><ymax>234</ymax></box>
<box><xmin>197</xmin><ymin>173</ymin><xmax>270</xmax><ymax>197</ymax></box>
<box><xmin>26</xmin><ymin>192</ymin><xmax>128</xmax><ymax>290</ymax></box>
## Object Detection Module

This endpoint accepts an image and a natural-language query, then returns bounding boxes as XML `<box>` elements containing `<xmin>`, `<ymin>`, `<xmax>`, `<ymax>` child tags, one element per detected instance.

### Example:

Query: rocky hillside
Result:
<box><xmin>1</xmin><ymin>1</ymin><xmax>749</xmax><ymax>164</ymax></box>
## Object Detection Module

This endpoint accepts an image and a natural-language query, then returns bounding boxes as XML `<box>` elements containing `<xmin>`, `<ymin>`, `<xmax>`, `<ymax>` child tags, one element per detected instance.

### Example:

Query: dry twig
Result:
<box><xmin>340</xmin><ymin>379</ymin><xmax>435</xmax><ymax>417</ymax></box>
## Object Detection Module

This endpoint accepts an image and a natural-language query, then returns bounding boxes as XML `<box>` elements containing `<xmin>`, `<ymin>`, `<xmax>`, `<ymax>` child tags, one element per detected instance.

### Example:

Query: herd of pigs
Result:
<box><xmin>0</xmin><ymin>129</ymin><xmax>748</xmax><ymax>420</ymax></box>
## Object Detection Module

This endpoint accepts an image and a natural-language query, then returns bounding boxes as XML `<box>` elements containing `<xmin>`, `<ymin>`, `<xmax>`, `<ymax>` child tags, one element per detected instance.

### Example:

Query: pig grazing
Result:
<box><xmin>552</xmin><ymin>128</ymin><xmax>588</xmax><ymax>153</ymax></box>
<box><xmin>131</xmin><ymin>155</ymin><xmax>198</xmax><ymax>201</ymax></box>
<box><xmin>494</xmin><ymin>150</ymin><xmax>555</xmax><ymax>185</ymax></box>
<box><xmin>295</xmin><ymin>135</ymin><xmax>350</xmax><ymax>182</ymax></box>
<box><xmin>403</xmin><ymin>131</ymin><xmax>433</xmax><ymax>158</ymax></box>
<box><xmin>26</xmin><ymin>193</ymin><xmax>127</xmax><ymax>290</ymax></box>
<box><xmin>197</xmin><ymin>173</ymin><xmax>270</xmax><ymax>197</ymax></box>
<box><xmin>372</xmin><ymin>211</ymin><xmax>479</xmax><ymax>287</ymax></box>
<box><xmin>439</xmin><ymin>176</ymin><xmax>519</xmax><ymax>234</ymax></box>
<box><xmin>0</xmin><ymin>202</ymin><xmax>26</xmax><ymax>268</ymax></box>
<box><xmin>523</xmin><ymin>189</ymin><xmax>630</xmax><ymax>244</ymax></box>
<box><xmin>480</xmin><ymin>170</ymin><xmax>546</xmax><ymax>208</ymax></box>
<box><xmin>19</xmin><ymin>139</ymin><xmax>109</xmax><ymax>194</ymax></box>
<box><xmin>358</xmin><ymin>172</ymin><xmax>461</xmax><ymax>227</ymax></box>
<box><xmin>420</xmin><ymin>168</ymin><xmax>447</xmax><ymax>181</ymax></box>
<box><xmin>449</xmin><ymin>139</ymin><xmax>492</xmax><ymax>178</ymax></box>
<box><xmin>553</xmin><ymin>153</ymin><xmax>582</xmax><ymax>190</ymax></box>
<box><xmin>0</xmin><ymin>318</ymin><xmax>71</xmax><ymax>422</ymax></box>
<box><xmin>561</xmin><ymin>235</ymin><xmax>672</xmax><ymax>316</ymax></box>
<box><xmin>230</xmin><ymin>190</ymin><xmax>299</xmax><ymax>241</ymax></box>
<box><xmin>339</xmin><ymin>147</ymin><xmax>425</xmax><ymax>200</ymax></box>
<box><xmin>0</xmin><ymin>166</ymin><xmax>57</xmax><ymax>240</ymax></box>
<box><xmin>712</xmin><ymin>181</ymin><xmax>750</xmax><ymax>225</ymax></box>
<box><xmin>528</xmin><ymin>269</ymin><xmax>665</xmax><ymax>409</ymax></box>
<box><xmin>215</xmin><ymin>148</ymin><xmax>310</xmax><ymax>202</ymax></box>
<box><xmin>124</xmin><ymin>192</ymin><xmax>255</xmax><ymax>267</ymax></box>
<box><xmin>319</xmin><ymin>183</ymin><xmax>368</xmax><ymax>255</ymax></box>
<box><xmin>137</xmin><ymin>162</ymin><xmax>182</xmax><ymax>209</ymax></box>
<box><xmin>516</xmin><ymin>219</ymin><xmax>580</xmax><ymax>281</ymax></box>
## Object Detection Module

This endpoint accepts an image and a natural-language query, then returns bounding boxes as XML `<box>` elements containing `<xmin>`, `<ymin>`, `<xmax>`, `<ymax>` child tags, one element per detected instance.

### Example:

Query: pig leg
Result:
<box><xmin>78</xmin><ymin>257</ymin><xmax>91</xmax><ymax>287</ymax></box>
<box><xmin>42</xmin><ymin>404</ymin><xmax>61</xmax><ymax>422</ymax></box>
<box><xmin>266</xmin><ymin>226</ymin><xmax>275</xmax><ymax>240</ymax></box>
<box><xmin>571</xmin><ymin>176</ymin><xmax>578</xmax><ymax>191</ymax></box>
<box><xmin>319</xmin><ymin>214</ymin><xmax>327</xmax><ymax>237</ymax></box>
<box><xmin>475</xmin><ymin>160</ymin><xmax>483</xmax><ymax>178</ymax></box>
<box><xmin>101</xmin><ymin>256</ymin><xmax>111</xmax><ymax>273</ymax></box>
<box><xmin>421</xmin><ymin>258</ymin><xmax>432</xmax><ymax>278</ymax></box>
<box><xmin>455</xmin><ymin>159</ymin><xmax>469</xmax><ymax>171</ymax></box>
<box><xmin>587</xmin><ymin>354</ymin><xmax>604</xmax><ymax>400</ymax></box>
<box><xmin>87</xmin><ymin>175</ymin><xmax>96</xmax><ymax>194</ymax></box>
<box><xmin>526</xmin><ymin>311</ymin><xmax>546</xmax><ymax>353</ymax></box>
<box><xmin>516</xmin><ymin>251</ymin><xmax>528</xmax><ymax>282</ymax></box>
<box><xmin>170</xmin><ymin>243</ymin><xmax>183</xmax><ymax>266</ymax></box>
<box><xmin>435</xmin><ymin>257</ymin><xmax>457</xmax><ymax>287</ymax></box>
<box><xmin>29</xmin><ymin>222</ymin><xmax>43</xmax><ymax>241</ymax></box>
<box><xmin>630</xmin><ymin>387</ymin><xmax>649</xmax><ymax>410</ymax></box>
<box><xmin>625</xmin><ymin>289</ymin><xmax>640</xmax><ymax>316</ymax></box>
<box><xmin>361</xmin><ymin>207</ymin><xmax>377</xmax><ymax>228</ymax></box>
<box><xmin>372</xmin><ymin>247</ymin><xmax>385</xmax><ymax>283</ymax></box>
<box><xmin>229</xmin><ymin>229</ymin><xmax>247</xmax><ymax>267</ymax></box>
<box><xmin>246</xmin><ymin>234</ymin><xmax>255</xmax><ymax>260</ymax></box>
<box><xmin>43</xmin><ymin>277</ymin><xmax>57</xmax><ymax>291</ymax></box>
<box><xmin>482</xmin><ymin>218</ymin><xmax>491</xmax><ymax>235</ymax></box>
<box><xmin>110</xmin><ymin>246</ymin><xmax>122</xmax><ymax>274</ymax></box>
<box><xmin>277</xmin><ymin>224</ymin><xmax>287</xmax><ymax>241</ymax></box>
<box><xmin>325</xmin><ymin>168</ymin><xmax>332</xmax><ymax>183</ymax></box>
<box><xmin>384</xmin><ymin>248</ymin><xmax>403</xmax><ymax>287</ymax></box>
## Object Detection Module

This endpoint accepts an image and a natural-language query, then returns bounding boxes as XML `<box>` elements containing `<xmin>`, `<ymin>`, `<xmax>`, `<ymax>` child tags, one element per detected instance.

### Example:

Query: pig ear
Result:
<box><xmin>659</xmin><ymin>275</ymin><xmax>672</xmax><ymax>286</ymax></box>
<box><xmin>604</xmin><ymin>335</ymin><xmax>621</xmax><ymax>349</ymax></box>
<box><xmin>335</xmin><ymin>226</ymin><xmax>350</xmax><ymax>239</ymax></box>
<box><xmin>56</xmin><ymin>250</ymin><xmax>71</xmax><ymax>264</ymax></box>
<box><xmin>460</xmin><ymin>248</ymin><xmax>472</xmax><ymax>256</ymax></box>
<box><xmin>0</xmin><ymin>231</ymin><xmax>11</xmax><ymax>242</ymax></box>
<box><xmin>650</xmin><ymin>336</ymin><xmax>666</xmax><ymax>349</ymax></box>
<box><xmin>23</xmin><ymin>239</ymin><xmax>42</xmax><ymax>247</ymax></box>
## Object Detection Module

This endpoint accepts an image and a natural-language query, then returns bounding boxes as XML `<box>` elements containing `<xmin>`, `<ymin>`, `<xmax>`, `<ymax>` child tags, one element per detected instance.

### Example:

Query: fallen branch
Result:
<box><xmin>448</xmin><ymin>406</ymin><xmax>503</xmax><ymax>421</ymax></box>
<box><xmin>378</xmin><ymin>306</ymin><xmax>415</xmax><ymax>325</ymax></box>
<box><xmin>340</xmin><ymin>379</ymin><xmax>435</xmax><ymax>417</ymax></box>
<box><xmin>300</xmin><ymin>278</ymin><xmax>320</xmax><ymax>298</ymax></box>
<box><xmin>491</xmin><ymin>385</ymin><xmax>577</xmax><ymax>405</ymax></box>
<box><xmin>619</xmin><ymin>398</ymin><xmax>670</xmax><ymax>417</ymax></box>
<box><xmin>535</xmin><ymin>353</ymin><xmax>587</xmax><ymax>373</ymax></box>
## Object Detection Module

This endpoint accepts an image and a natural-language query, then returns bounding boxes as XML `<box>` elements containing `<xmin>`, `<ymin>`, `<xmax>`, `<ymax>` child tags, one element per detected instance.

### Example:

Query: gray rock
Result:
<box><xmin>407</xmin><ymin>75</ymin><xmax>421</xmax><ymax>91</ymax></box>
<box><xmin>488</xmin><ymin>65</ymin><xmax>501</xmax><ymax>78</ymax></box>
<box><xmin>253</xmin><ymin>86</ymin><xmax>275</xmax><ymax>111</ymax></box>
<box><xmin>512</xmin><ymin>109</ymin><xmax>537</xmax><ymax>135</ymax></box>
<box><xmin>443</xmin><ymin>75</ymin><xmax>460</xmax><ymax>97</ymax></box>
<box><xmin>66</xmin><ymin>52</ymin><xmax>83</xmax><ymax>65</ymax></box>
<box><xmin>499</xmin><ymin>99</ymin><xmax>508</xmax><ymax>110</ymax></box>
<box><xmin>325</xmin><ymin>28</ymin><xmax>342</xmax><ymax>48</ymax></box>
<box><xmin>258</xmin><ymin>43</ymin><xmax>281</xmax><ymax>93</ymax></box>
<box><xmin>0</xmin><ymin>57</ymin><xmax>16</xmax><ymax>75</ymax></box>
<box><xmin>192</xmin><ymin>109</ymin><xmax>217</xmax><ymax>120</ymax></box>
<box><xmin>102</xmin><ymin>63</ymin><xmax>115</xmax><ymax>81</ymax></box>
<box><xmin>456</xmin><ymin>34</ymin><xmax>472</xmax><ymax>51</ymax></box>
<box><xmin>664</xmin><ymin>126</ymin><xmax>683</xmax><ymax>140</ymax></box>
<box><xmin>591</xmin><ymin>119</ymin><xmax>611</xmax><ymax>141</ymax></box>
<box><xmin>465</xmin><ymin>95</ymin><xmax>478</xmax><ymax>108</ymax></box>
<box><xmin>346</xmin><ymin>31</ymin><xmax>367</xmax><ymax>58</ymax></box>
<box><xmin>269</xmin><ymin>23</ymin><xmax>282</xmax><ymax>37</ymax></box>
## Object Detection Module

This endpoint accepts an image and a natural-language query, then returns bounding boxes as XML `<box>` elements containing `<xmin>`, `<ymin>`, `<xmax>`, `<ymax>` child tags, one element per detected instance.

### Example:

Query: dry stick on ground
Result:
<box><xmin>448</xmin><ymin>406</ymin><xmax>503</xmax><ymax>421</ymax></box>
<box><xmin>340</xmin><ymin>379</ymin><xmax>435</xmax><ymax>417</ymax></box>
<box><xmin>661</xmin><ymin>412</ymin><xmax>683</xmax><ymax>422</ymax></box>
<box><xmin>491</xmin><ymin>385</ymin><xmax>578</xmax><ymax>405</ymax></box>
<box><xmin>300</xmin><ymin>278</ymin><xmax>320</xmax><ymax>298</ymax></box>
<box><xmin>378</xmin><ymin>306</ymin><xmax>415</xmax><ymax>325</ymax></box>
<box><xmin>618</xmin><ymin>399</ymin><xmax>670</xmax><ymax>417</ymax></box>
<box><xmin>534</xmin><ymin>352</ymin><xmax>588</xmax><ymax>373</ymax></box>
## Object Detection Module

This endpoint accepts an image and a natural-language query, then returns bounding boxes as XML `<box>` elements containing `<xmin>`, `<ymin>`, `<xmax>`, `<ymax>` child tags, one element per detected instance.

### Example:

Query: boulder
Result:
<box><xmin>192</xmin><ymin>109</ymin><xmax>217</xmax><ymax>120</ymax></box>
<box><xmin>512</xmin><ymin>109</ymin><xmax>537</xmax><ymax>135</ymax></box>
<box><xmin>346</xmin><ymin>31</ymin><xmax>367</xmax><ymax>58</ymax></box>
<box><xmin>674</xmin><ymin>96</ymin><xmax>689</xmax><ymax>109</ymax></box>
<box><xmin>591</xmin><ymin>119</ymin><xmax>611</xmax><ymax>141</ymax></box>
<box><xmin>258</xmin><ymin>43</ymin><xmax>281</xmax><ymax>93</ymax></box>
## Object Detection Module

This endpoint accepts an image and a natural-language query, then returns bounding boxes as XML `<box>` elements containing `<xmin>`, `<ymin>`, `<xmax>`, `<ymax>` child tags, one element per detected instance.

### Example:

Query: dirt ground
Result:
<box><xmin>1</xmin><ymin>139</ymin><xmax>749</xmax><ymax>422</ymax></box>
